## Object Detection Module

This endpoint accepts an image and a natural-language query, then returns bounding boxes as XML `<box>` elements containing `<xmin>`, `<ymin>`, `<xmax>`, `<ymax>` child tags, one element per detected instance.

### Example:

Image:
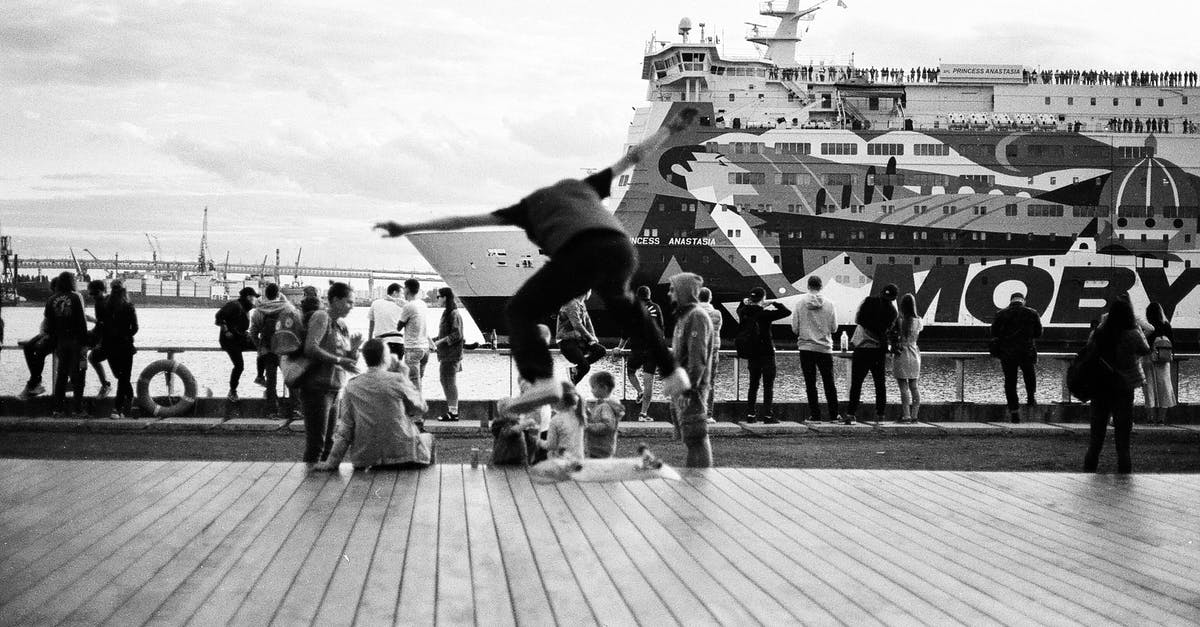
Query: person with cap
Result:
<box><xmin>375</xmin><ymin>107</ymin><xmax>700</xmax><ymax>416</ymax></box>
<box><xmin>215</xmin><ymin>286</ymin><xmax>259</xmax><ymax>401</ymax></box>
<box><xmin>991</xmin><ymin>291</ymin><xmax>1043</xmax><ymax>423</ymax></box>
<box><xmin>736</xmin><ymin>286</ymin><xmax>790</xmax><ymax>423</ymax></box>
<box><xmin>845</xmin><ymin>283</ymin><xmax>898</xmax><ymax>423</ymax></box>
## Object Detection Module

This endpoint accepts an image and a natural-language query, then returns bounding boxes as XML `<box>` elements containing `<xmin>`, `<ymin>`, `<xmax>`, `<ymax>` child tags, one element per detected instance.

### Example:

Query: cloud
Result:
<box><xmin>504</xmin><ymin>109</ymin><xmax>627</xmax><ymax>160</ymax></box>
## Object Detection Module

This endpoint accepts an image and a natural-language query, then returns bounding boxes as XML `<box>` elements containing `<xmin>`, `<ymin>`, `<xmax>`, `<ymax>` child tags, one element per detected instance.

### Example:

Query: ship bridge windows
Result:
<box><xmin>913</xmin><ymin>144</ymin><xmax>950</xmax><ymax>157</ymax></box>
<box><xmin>824</xmin><ymin>173</ymin><xmax>855</xmax><ymax>186</ymax></box>
<box><xmin>1028</xmin><ymin>204</ymin><xmax>1064</xmax><ymax>217</ymax></box>
<box><xmin>867</xmin><ymin>143</ymin><xmax>904</xmax><ymax>156</ymax></box>
<box><xmin>776</xmin><ymin>142</ymin><xmax>812</xmax><ymax>155</ymax></box>
<box><xmin>729</xmin><ymin>172</ymin><xmax>766</xmax><ymax>184</ymax></box>
<box><xmin>820</xmin><ymin>143</ymin><xmax>858</xmax><ymax>156</ymax></box>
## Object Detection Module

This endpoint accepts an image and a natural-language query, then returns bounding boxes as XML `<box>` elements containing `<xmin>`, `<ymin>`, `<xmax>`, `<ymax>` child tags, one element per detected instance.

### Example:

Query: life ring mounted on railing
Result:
<box><xmin>136</xmin><ymin>359</ymin><xmax>198</xmax><ymax>417</ymax></box>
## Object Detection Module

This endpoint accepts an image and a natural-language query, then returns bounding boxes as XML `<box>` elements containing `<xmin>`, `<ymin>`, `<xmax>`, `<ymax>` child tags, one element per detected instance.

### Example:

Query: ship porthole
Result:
<box><xmin>1117</xmin><ymin>218</ymin><xmax>1128</xmax><ymax>227</ymax></box>
<box><xmin>1175</xmin><ymin>219</ymin><xmax>1185</xmax><ymax>229</ymax></box>
<box><xmin>1146</xmin><ymin>218</ymin><xmax>1156</xmax><ymax>228</ymax></box>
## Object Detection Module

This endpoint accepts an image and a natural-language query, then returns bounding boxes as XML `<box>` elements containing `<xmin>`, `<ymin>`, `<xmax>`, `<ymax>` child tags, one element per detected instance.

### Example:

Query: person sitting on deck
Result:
<box><xmin>313</xmin><ymin>339</ymin><xmax>433</xmax><ymax>471</ymax></box>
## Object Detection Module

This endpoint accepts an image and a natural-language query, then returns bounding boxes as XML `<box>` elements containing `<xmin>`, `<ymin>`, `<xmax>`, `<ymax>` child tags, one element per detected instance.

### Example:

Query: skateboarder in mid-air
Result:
<box><xmin>375</xmin><ymin>107</ymin><xmax>700</xmax><ymax>414</ymax></box>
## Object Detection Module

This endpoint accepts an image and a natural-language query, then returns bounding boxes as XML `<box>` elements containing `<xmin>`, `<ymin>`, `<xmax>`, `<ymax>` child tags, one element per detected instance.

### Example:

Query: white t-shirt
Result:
<box><xmin>399</xmin><ymin>299</ymin><xmax>428</xmax><ymax>349</ymax></box>
<box><xmin>368</xmin><ymin>297</ymin><xmax>404</xmax><ymax>345</ymax></box>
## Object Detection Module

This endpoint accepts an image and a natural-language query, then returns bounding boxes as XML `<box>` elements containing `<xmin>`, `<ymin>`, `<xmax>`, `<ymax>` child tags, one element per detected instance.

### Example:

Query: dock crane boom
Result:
<box><xmin>292</xmin><ymin>248</ymin><xmax>302</xmax><ymax>287</ymax></box>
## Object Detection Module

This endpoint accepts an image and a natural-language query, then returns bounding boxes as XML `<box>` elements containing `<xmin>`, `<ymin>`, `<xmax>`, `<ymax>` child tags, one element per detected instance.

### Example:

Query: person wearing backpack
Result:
<box><xmin>736</xmin><ymin>287</ymin><xmax>790</xmax><ymax>423</ymax></box>
<box><xmin>250</xmin><ymin>283</ymin><xmax>295</xmax><ymax>417</ymax></box>
<box><xmin>845</xmin><ymin>283</ymin><xmax>898</xmax><ymax>424</ymax></box>
<box><xmin>1083</xmin><ymin>299</ymin><xmax>1150</xmax><ymax>474</ymax></box>
<box><xmin>1142</xmin><ymin>302</ymin><xmax>1175</xmax><ymax>425</ymax></box>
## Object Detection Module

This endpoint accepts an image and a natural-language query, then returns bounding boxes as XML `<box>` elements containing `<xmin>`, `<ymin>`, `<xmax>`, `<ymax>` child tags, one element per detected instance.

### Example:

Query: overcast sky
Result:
<box><xmin>2</xmin><ymin>0</ymin><xmax>1197</xmax><ymax>273</ymax></box>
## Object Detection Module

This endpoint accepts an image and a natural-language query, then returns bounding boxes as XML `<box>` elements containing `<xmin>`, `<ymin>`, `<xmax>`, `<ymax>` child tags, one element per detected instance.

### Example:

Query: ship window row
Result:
<box><xmin>709</xmin><ymin>65</ymin><xmax>768</xmax><ymax>78</ymax></box>
<box><xmin>778</xmin><ymin>172</ymin><xmax>812</xmax><ymax>185</ymax></box>
<box><xmin>913</xmin><ymin>144</ymin><xmax>950</xmax><ymax>156</ymax></box>
<box><xmin>731</xmin><ymin>142</ymin><xmax>763</xmax><ymax>154</ymax></box>
<box><xmin>1028</xmin><ymin>204</ymin><xmax>1065</xmax><ymax>217</ymax></box>
<box><xmin>729</xmin><ymin>172</ymin><xmax>767</xmax><ymax>185</ymax></box>
<box><xmin>776</xmin><ymin>142</ymin><xmax>812</xmax><ymax>155</ymax></box>
<box><xmin>1119</xmin><ymin>146</ymin><xmax>1153</xmax><ymax>159</ymax></box>
<box><xmin>820</xmin><ymin>143</ymin><xmax>858</xmax><ymax>156</ymax></box>
<box><xmin>866</xmin><ymin>143</ymin><xmax>904</xmax><ymax>156</ymax></box>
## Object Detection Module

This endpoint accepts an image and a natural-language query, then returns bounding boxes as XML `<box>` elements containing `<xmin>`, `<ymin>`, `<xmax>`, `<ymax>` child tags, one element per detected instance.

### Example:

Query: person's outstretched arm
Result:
<box><xmin>609</xmin><ymin>107</ymin><xmax>698</xmax><ymax>175</ymax></box>
<box><xmin>374</xmin><ymin>212</ymin><xmax>504</xmax><ymax>238</ymax></box>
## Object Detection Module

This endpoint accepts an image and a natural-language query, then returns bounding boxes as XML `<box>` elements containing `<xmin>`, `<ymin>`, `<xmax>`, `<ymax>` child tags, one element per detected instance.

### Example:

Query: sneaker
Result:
<box><xmin>637</xmin><ymin>413</ymin><xmax>653</xmax><ymax>422</ymax></box>
<box><xmin>842</xmin><ymin>415</ymin><xmax>856</xmax><ymax>425</ymax></box>
<box><xmin>744</xmin><ymin>416</ymin><xmax>758</xmax><ymax>424</ymax></box>
<box><xmin>438</xmin><ymin>412</ymin><xmax>460</xmax><ymax>422</ymax></box>
<box><xmin>97</xmin><ymin>382</ymin><xmax>112</xmax><ymax>398</ymax></box>
<box><xmin>498</xmin><ymin>377</ymin><xmax>564</xmax><ymax>415</ymax></box>
<box><xmin>253</xmin><ymin>376</ymin><xmax>267</xmax><ymax>387</ymax></box>
<box><xmin>228</xmin><ymin>390</ymin><xmax>240</xmax><ymax>402</ymax></box>
<box><xmin>660</xmin><ymin>368</ymin><xmax>692</xmax><ymax>397</ymax></box>
<box><xmin>110</xmin><ymin>412</ymin><xmax>124</xmax><ymax>420</ymax></box>
<box><xmin>18</xmin><ymin>384</ymin><xmax>46</xmax><ymax>400</ymax></box>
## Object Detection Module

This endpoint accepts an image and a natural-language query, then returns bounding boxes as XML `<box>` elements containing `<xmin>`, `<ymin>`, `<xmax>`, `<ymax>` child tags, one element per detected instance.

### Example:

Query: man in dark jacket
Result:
<box><xmin>44</xmin><ymin>272</ymin><xmax>88</xmax><ymax>416</ymax></box>
<box><xmin>215</xmin><ymin>286</ymin><xmax>259</xmax><ymax>401</ymax></box>
<box><xmin>736</xmin><ymin>287</ymin><xmax>791</xmax><ymax>423</ymax></box>
<box><xmin>991</xmin><ymin>292</ymin><xmax>1043</xmax><ymax>423</ymax></box>
<box><xmin>846</xmin><ymin>283</ymin><xmax>898</xmax><ymax>424</ymax></box>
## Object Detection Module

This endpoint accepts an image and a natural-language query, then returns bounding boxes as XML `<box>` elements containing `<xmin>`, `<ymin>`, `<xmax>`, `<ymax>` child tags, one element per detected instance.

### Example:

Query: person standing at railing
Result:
<box><xmin>300</xmin><ymin>282</ymin><xmax>362</xmax><ymax>465</ymax></box>
<box><xmin>622</xmin><ymin>286</ymin><xmax>663</xmax><ymax>422</ymax></box>
<box><xmin>84</xmin><ymin>279</ymin><xmax>113</xmax><ymax>398</ymax></box>
<box><xmin>1142</xmin><ymin>302</ymin><xmax>1175</xmax><ymax>425</ymax></box>
<box><xmin>214</xmin><ymin>286</ymin><xmax>259</xmax><ymax>402</ymax></box>
<box><xmin>368</xmin><ymin>282</ymin><xmax>405</xmax><ymax>359</ymax></box>
<box><xmin>396</xmin><ymin>278</ymin><xmax>430</xmax><ymax>394</ymax></box>
<box><xmin>1083</xmin><ymin>300</ymin><xmax>1149</xmax><ymax>474</ymax></box>
<box><xmin>433</xmin><ymin>287</ymin><xmax>464</xmax><ymax>422</ymax></box>
<box><xmin>249</xmin><ymin>283</ymin><xmax>294</xmax><ymax>418</ymax></box>
<box><xmin>697</xmin><ymin>287</ymin><xmax>723</xmax><ymax>422</ymax></box>
<box><xmin>892</xmin><ymin>293</ymin><xmax>923</xmax><ymax>424</ymax></box>
<box><xmin>44</xmin><ymin>271</ymin><xmax>88</xmax><ymax>417</ymax></box>
<box><xmin>991</xmin><ymin>292</ymin><xmax>1043</xmax><ymax>424</ymax></box>
<box><xmin>736</xmin><ymin>287</ymin><xmax>790</xmax><ymax>424</ymax></box>
<box><xmin>102</xmin><ymin>279</ymin><xmax>138</xmax><ymax>419</ymax></box>
<box><xmin>669</xmin><ymin>272</ymin><xmax>714</xmax><ymax>467</ymax></box>
<box><xmin>845</xmin><ymin>284</ymin><xmax>898</xmax><ymax>424</ymax></box>
<box><xmin>791</xmin><ymin>276</ymin><xmax>840</xmax><ymax>423</ymax></box>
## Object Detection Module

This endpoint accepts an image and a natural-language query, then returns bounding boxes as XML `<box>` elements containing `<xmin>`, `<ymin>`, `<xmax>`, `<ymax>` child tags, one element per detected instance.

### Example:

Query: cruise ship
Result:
<box><xmin>409</xmin><ymin>0</ymin><xmax>1200</xmax><ymax>348</ymax></box>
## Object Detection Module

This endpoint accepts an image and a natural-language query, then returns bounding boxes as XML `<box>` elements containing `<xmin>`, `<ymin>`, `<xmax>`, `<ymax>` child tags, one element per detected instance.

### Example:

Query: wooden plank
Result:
<box><xmin>435</xmin><ymin>465</ymin><xmax>477</xmax><ymax>627</ymax></box>
<box><xmin>479</xmin><ymin>467</ymin><xmax>555</xmax><ymax>627</ymax></box>
<box><xmin>1022</xmin><ymin>472</ymin><xmax>1199</xmax><ymax>536</ymax></box>
<box><xmin>0</xmin><ymin>460</ymin><xmax>139</xmax><ymax>544</ymax></box>
<box><xmin>632</xmin><ymin>476</ymin><xmax>834</xmax><ymax>625</ymax></box>
<box><xmin>660</xmin><ymin>470</ymin><xmax>888</xmax><ymax>626</ymax></box>
<box><xmin>188</xmin><ymin>472</ymin><xmax>338</xmax><ymax>626</ymax></box>
<box><xmin>0</xmin><ymin>461</ymin><xmax>218</xmax><ymax>612</ymax></box>
<box><xmin>271</xmin><ymin>468</ymin><xmax>377</xmax><ymax>626</ymax></box>
<box><xmin>522</xmin><ymin>477</ymin><xmax>639</xmax><ymax>626</ymax></box>
<box><xmin>502</xmin><ymin>469</ymin><xmax>599</xmax><ymax>626</ymax></box>
<box><xmin>54</xmin><ymin>463</ymin><xmax>275</xmax><ymax>626</ymax></box>
<box><xmin>100</xmin><ymin>462</ymin><xmax>293</xmax><ymax>626</ymax></box>
<box><xmin>0</xmin><ymin>460</ymin><xmax>169</xmax><ymax>563</ymax></box>
<box><xmin>394</xmin><ymin>467</ymin><xmax>442</xmax><ymax>626</ymax></box>
<box><xmin>552</xmin><ymin>481</ymin><xmax>679</xmax><ymax>624</ymax></box>
<box><xmin>0</xmin><ymin>462</ymin><xmax>230</xmax><ymax>625</ymax></box>
<box><xmin>143</xmin><ymin>463</ymin><xmax>309</xmax><ymax>625</ymax></box>
<box><xmin>569</xmin><ymin>481</ymin><xmax>717</xmax><ymax>626</ymax></box>
<box><xmin>310</xmin><ymin>471</ymin><xmax>400</xmax><ymax>627</ymax></box>
<box><xmin>460</xmin><ymin>466</ymin><xmax>516</xmax><ymax>627</ymax></box>
<box><xmin>0</xmin><ymin>458</ymin><xmax>98</xmax><ymax>508</ymax></box>
<box><xmin>350</xmin><ymin>471</ymin><xmax>420</xmax><ymax>626</ymax></box>
<box><xmin>922</xmin><ymin>471</ymin><xmax>1198</xmax><ymax>623</ymax></box>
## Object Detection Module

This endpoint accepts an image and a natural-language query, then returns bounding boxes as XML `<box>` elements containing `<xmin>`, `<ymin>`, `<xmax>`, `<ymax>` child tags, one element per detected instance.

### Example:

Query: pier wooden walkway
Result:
<box><xmin>0</xmin><ymin>460</ymin><xmax>1197</xmax><ymax>625</ymax></box>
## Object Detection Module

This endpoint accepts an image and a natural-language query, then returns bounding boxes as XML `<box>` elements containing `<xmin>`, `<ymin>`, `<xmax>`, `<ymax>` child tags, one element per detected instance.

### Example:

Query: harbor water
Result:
<box><xmin>2</xmin><ymin>307</ymin><xmax>1196</xmax><ymax>405</ymax></box>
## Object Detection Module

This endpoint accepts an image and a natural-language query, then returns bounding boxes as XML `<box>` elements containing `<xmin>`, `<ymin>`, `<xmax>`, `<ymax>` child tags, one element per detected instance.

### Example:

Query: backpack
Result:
<box><xmin>259</xmin><ymin>311</ymin><xmax>279</xmax><ymax>348</ymax></box>
<box><xmin>1152</xmin><ymin>335</ymin><xmax>1174</xmax><ymax>364</ymax></box>
<box><xmin>734</xmin><ymin>314</ymin><xmax>761</xmax><ymax>359</ymax></box>
<box><xmin>1066</xmin><ymin>339</ymin><xmax>1114</xmax><ymax>402</ymax></box>
<box><xmin>269</xmin><ymin>308</ymin><xmax>306</xmax><ymax>356</ymax></box>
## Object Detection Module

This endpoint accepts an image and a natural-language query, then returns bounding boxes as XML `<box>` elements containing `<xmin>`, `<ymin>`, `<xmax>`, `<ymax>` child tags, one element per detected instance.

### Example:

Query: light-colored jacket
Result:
<box><xmin>791</xmin><ymin>291</ymin><xmax>837</xmax><ymax>353</ymax></box>
<box><xmin>325</xmin><ymin>367</ymin><xmax>431</xmax><ymax>468</ymax></box>
<box><xmin>556</xmin><ymin>297</ymin><xmax>597</xmax><ymax>344</ymax></box>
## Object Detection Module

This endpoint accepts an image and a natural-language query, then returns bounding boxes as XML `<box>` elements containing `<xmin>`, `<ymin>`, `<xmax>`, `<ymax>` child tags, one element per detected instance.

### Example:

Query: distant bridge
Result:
<box><xmin>14</xmin><ymin>258</ymin><xmax>440</xmax><ymax>281</ymax></box>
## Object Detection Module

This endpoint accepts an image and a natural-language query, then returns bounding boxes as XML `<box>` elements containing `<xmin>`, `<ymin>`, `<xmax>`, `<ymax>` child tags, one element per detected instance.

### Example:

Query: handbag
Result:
<box><xmin>282</xmin><ymin>354</ymin><xmax>316</xmax><ymax>387</ymax></box>
<box><xmin>1066</xmin><ymin>339</ymin><xmax>1114</xmax><ymax>402</ymax></box>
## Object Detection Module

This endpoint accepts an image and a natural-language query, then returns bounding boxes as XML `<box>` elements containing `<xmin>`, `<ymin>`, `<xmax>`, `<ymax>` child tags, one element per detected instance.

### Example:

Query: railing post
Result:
<box><xmin>954</xmin><ymin>357</ymin><xmax>966</xmax><ymax>403</ymax></box>
<box><xmin>733</xmin><ymin>354</ymin><xmax>741</xmax><ymax>402</ymax></box>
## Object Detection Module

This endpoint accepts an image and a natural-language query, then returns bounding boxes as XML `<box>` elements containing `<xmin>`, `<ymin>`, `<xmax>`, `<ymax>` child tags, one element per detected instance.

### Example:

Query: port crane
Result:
<box><xmin>291</xmin><ymin>248</ymin><xmax>303</xmax><ymax>287</ymax></box>
<box><xmin>80</xmin><ymin>248</ymin><xmax>114</xmax><ymax>278</ymax></box>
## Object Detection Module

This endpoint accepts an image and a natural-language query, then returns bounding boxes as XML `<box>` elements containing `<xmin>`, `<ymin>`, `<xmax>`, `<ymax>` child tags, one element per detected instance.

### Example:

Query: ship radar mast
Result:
<box><xmin>750</xmin><ymin>0</ymin><xmax>841</xmax><ymax>68</ymax></box>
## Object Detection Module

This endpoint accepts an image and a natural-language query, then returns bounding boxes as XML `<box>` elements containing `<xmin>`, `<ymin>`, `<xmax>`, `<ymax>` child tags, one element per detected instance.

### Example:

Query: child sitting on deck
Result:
<box><xmin>374</xmin><ymin>106</ymin><xmax>701</xmax><ymax>416</ymax></box>
<box><xmin>585</xmin><ymin>371</ymin><xmax>622</xmax><ymax>459</ymax></box>
<box><xmin>541</xmin><ymin>382</ymin><xmax>586</xmax><ymax>460</ymax></box>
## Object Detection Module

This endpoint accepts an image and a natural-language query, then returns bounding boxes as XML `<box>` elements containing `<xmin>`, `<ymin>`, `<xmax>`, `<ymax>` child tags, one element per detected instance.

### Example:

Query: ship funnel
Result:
<box><xmin>678</xmin><ymin>17</ymin><xmax>692</xmax><ymax>42</ymax></box>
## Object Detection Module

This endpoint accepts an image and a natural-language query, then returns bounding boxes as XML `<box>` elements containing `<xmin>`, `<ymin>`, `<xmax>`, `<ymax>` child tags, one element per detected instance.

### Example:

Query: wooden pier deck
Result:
<box><xmin>0</xmin><ymin>460</ymin><xmax>1197</xmax><ymax>625</ymax></box>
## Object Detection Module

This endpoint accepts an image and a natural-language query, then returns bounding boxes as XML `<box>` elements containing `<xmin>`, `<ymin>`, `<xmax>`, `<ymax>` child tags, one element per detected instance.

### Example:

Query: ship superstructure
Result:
<box><xmin>409</xmin><ymin>0</ymin><xmax>1200</xmax><ymax>347</ymax></box>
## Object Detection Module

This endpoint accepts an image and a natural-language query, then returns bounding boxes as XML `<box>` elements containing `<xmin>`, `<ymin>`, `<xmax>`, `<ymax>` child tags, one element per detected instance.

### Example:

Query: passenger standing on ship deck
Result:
<box><xmin>396</xmin><ymin>278</ymin><xmax>430</xmax><ymax>394</ymax></box>
<box><xmin>791</xmin><ymin>276</ymin><xmax>840</xmax><ymax>423</ymax></box>
<box><xmin>367</xmin><ymin>282</ymin><xmax>405</xmax><ymax>358</ymax></box>
<box><xmin>300</xmin><ymin>282</ymin><xmax>362</xmax><ymax>464</ymax></box>
<box><xmin>374</xmin><ymin>107</ymin><xmax>699</xmax><ymax>415</ymax></box>
<box><xmin>103</xmin><ymin>279</ymin><xmax>138</xmax><ymax>419</ymax></box>
<box><xmin>214</xmin><ymin>286</ymin><xmax>258</xmax><ymax>401</ymax></box>
<box><xmin>845</xmin><ymin>283</ymin><xmax>898</xmax><ymax>424</ymax></box>
<box><xmin>737</xmin><ymin>287</ymin><xmax>790</xmax><ymax>424</ymax></box>
<box><xmin>697</xmin><ymin>287</ymin><xmax>723</xmax><ymax>422</ymax></box>
<box><xmin>892</xmin><ymin>293</ymin><xmax>923</xmax><ymax>424</ymax></box>
<box><xmin>1142</xmin><ymin>302</ymin><xmax>1175</xmax><ymax>425</ymax></box>
<box><xmin>558</xmin><ymin>292</ymin><xmax>606</xmax><ymax>385</ymax></box>
<box><xmin>991</xmin><ymin>292</ymin><xmax>1043</xmax><ymax>423</ymax></box>
<box><xmin>1083</xmin><ymin>299</ymin><xmax>1149</xmax><ymax>474</ymax></box>
<box><xmin>44</xmin><ymin>272</ymin><xmax>88</xmax><ymax>416</ymax></box>
<box><xmin>622</xmin><ymin>286</ymin><xmax>663</xmax><ymax>421</ymax></box>
<box><xmin>433</xmin><ymin>287</ymin><xmax>464</xmax><ymax>421</ymax></box>
<box><xmin>84</xmin><ymin>280</ymin><xmax>113</xmax><ymax>397</ymax></box>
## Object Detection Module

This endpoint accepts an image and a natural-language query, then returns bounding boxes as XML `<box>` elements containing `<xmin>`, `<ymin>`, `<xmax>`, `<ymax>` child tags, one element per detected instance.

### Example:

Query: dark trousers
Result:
<box><xmin>225</xmin><ymin>348</ymin><xmax>245</xmax><ymax>393</ymax></box>
<box><xmin>506</xmin><ymin>231</ymin><xmax>675</xmax><ymax>383</ymax></box>
<box><xmin>23</xmin><ymin>337</ymin><xmax>53</xmax><ymax>388</ymax></box>
<box><xmin>559</xmin><ymin>338</ymin><xmax>607</xmax><ymax>384</ymax></box>
<box><xmin>52</xmin><ymin>343</ymin><xmax>85</xmax><ymax>413</ymax></box>
<box><xmin>800</xmin><ymin>350</ymin><xmax>839</xmax><ymax>420</ymax></box>
<box><xmin>847</xmin><ymin>347</ymin><xmax>887</xmax><ymax>417</ymax></box>
<box><xmin>745</xmin><ymin>354</ymin><xmax>777</xmax><ymax>418</ymax></box>
<box><xmin>1000</xmin><ymin>355</ymin><xmax>1037</xmax><ymax>411</ymax></box>
<box><xmin>107</xmin><ymin>347</ymin><xmax>135</xmax><ymax>415</ymax></box>
<box><xmin>300</xmin><ymin>386</ymin><xmax>337</xmax><ymax>463</ymax></box>
<box><xmin>261</xmin><ymin>352</ymin><xmax>280</xmax><ymax>401</ymax></box>
<box><xmin>1084</xmin><ymin>382</ymin><xmax>1134</xmax><ymax>473</ymax></box>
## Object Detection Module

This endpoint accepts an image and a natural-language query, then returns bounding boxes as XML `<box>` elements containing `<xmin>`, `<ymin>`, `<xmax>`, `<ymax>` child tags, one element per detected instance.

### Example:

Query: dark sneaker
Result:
<box><xmin>97</xmin><ymin>382</ymin><xmax>112</xmax><ymax>398</ymax></box>
<box><xmin>18</xmin><ymin>384</ymin><xmax>46</xmax><ymax>400</ymax></box>
<box><xmin>438</xmin><ymin>412</ymin><xmax>460</xmax><ymax>422</ymax></box>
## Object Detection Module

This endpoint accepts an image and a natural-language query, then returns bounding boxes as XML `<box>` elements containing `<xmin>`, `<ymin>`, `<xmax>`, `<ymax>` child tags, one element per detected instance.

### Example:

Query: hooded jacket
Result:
<box><xmin>669</xmin><ymin>273</ymin><xmax>714</xmax><ymax>404</ymax></box>
<box><xmin>250</xmin><ymin>296</ymin><xmax>296</xmax><ymax>352</ymax></box>
<box><xmin>791</xmin><ymin>290</ymin><xmax>838</xmax><ymax>353</ymax></box>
